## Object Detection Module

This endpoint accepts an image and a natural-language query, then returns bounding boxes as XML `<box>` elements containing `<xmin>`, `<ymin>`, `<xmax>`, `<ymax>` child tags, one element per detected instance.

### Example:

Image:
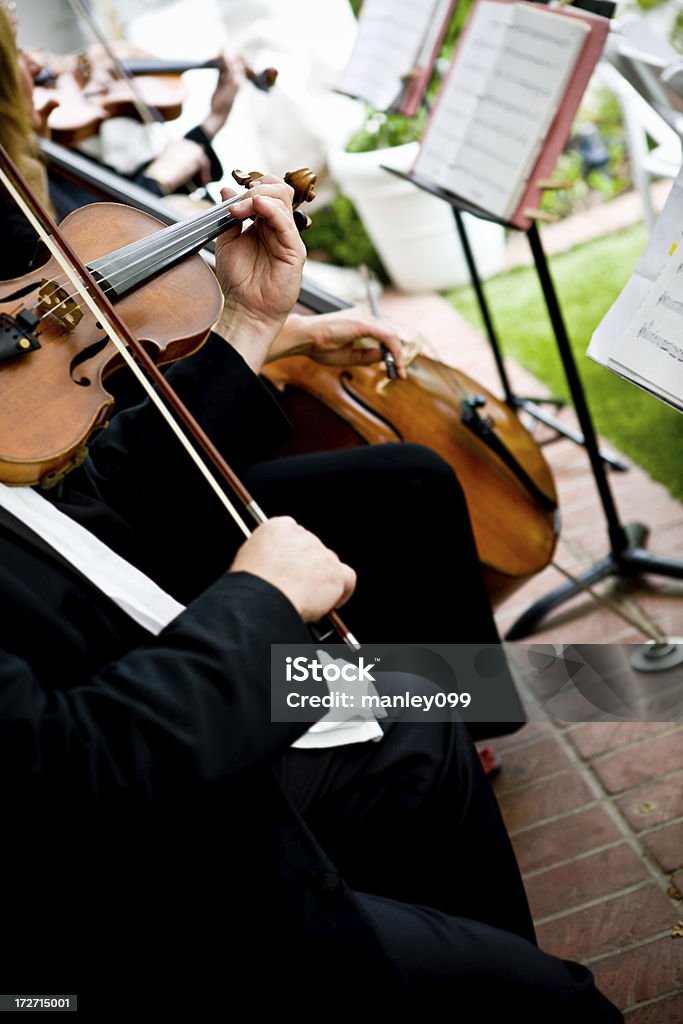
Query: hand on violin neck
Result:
<box><xmin>230</xmin><ymin>517</ymin><xmax>356</xmax><ymax>623</ymax></box>
<box><xmin>212</xmin><ymin>178</ymin><xmax>306</xmax><ymax>371</ymax></box>
<box><xmin>201</xmin><ymin>54</ymin><xmax>243</xmax><ymax>140</ymax></box>
<box><xmin>267</xmin><ymin>310</ymin><xmax>407</xmax><ymax>378</ymax></box>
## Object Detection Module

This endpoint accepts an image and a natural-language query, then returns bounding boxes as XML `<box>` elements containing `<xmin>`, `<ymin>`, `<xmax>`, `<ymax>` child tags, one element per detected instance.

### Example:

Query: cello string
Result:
<box><xmin>0</xmin><ymin>163</ymin><xmax>252</xmax><ymax>539</ymax></box>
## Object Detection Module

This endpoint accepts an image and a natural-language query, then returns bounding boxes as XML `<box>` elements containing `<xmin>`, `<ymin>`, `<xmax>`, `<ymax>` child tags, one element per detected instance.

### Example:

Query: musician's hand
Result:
<box><xmin>17</xmin><ymin>50</ymin><xmax>56</xmax><ymax>135</ymax></box>
<box><xmin>268</xmin><ymin>310</ymin><xmax>407</xmax><ymax>378</ymax></box>
<box><xmin>230</xmin><ymin>517</ymin><xmax>356</xmax><ymax>622</ymax></box>
<box><xmin>144</xmin><ymin>138</ymin><xmax>212</xmax><ymax>193</ymax></box>
<box><xmin>212</xmin><ymin>176</ymin><xmax>306</xmax><ymax>371</ymax></box>
<box><xmin>202</xmin><ymin>54</ymin><xmax>243</xmax><ymax>140</ymax></box>
<box><xmin>32</xmin><ymin>96</ymin><xmax>59</xmax><ymax>136</ymax></box>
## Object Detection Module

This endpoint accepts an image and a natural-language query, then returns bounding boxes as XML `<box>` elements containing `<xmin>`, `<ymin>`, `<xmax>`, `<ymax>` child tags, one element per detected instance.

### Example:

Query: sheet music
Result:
<box><xmin>588</xmin><ymin>164</ymin><xmax>683</xmax><ymax>411</ymax></box>
<box><xmin>417</xmin><ymin>0</ymin><xmax>455</xmax><ymax>69</ymax></box>
<box><xmin>608</xmin><ymin>249</ymin><xmax>683</xmax><ymax>410</ymax></box>
<box><xmin>414</xmin><ymin>1</ymin><xmax>589</xmax><ymax>220</ymax></box>
<box><xmin>338</xmin><ymin>0</ymin><xmax>447</xmax><ymax>111</ymax></box>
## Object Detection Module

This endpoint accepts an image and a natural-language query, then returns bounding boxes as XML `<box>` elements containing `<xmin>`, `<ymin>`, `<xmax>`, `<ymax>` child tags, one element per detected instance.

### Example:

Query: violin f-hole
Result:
<box><xmin>69</xmin><ymin>335</ymin><xmax>109</xmax><ymax>386</ymax></box>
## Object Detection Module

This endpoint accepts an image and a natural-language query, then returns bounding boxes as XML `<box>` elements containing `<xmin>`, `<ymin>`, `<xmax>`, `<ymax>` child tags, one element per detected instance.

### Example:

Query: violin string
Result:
<box><xmin>101</xmin><ymin>204</ymin><xmax>243</xmax><ymax>292</ymax></box>
<box><xmin>26</xmin><ymin>198</ymin><xmax>241</xmax><ymax>323</ymax></box>
<box><xmin>90</xmin><ymin>197</ymin><xmax>244</xmax><ymax>294</ymax></box>
<box><xmin>93</xmin><ymin>213</ymin><xmax>217</xmax><ymax>281</ymax></box>
<box><xmin>33</xmin><ymin>277</ymin><xmax>116</xmax><ymax>325</ymax></box>
<box><xmin>0</xmin><ymin>163</ymin><xmax>252</xmax><ymax>539</ymax></box>
<box><xmin>41</xmin><ymin>220</ymin><xmax>215</xmax><ymax>297</ymax></box>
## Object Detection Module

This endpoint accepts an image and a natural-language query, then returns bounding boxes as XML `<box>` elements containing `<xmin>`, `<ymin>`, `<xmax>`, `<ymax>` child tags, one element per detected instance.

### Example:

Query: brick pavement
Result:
<box><xmin>492</xmin><ymin>723</ymin><xmax>683</xmax><ymax>1019</ymax></box>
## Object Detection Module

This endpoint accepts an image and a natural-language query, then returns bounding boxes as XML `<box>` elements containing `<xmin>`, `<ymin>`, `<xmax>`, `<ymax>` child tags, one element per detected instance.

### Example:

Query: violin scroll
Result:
<box><xmin>231</xmin><ymin>167</ymin><xmax>317</xmax><ymax>231</ymax></box>
<box><xmin>284</xmin><ymin>168</ymin><xmax>317</xmax><ymax>206</ymax></box>
<box><xmin>245</xmin><ymin>65</ymin><xmax>278</xmax><ymax>92</ymax></box>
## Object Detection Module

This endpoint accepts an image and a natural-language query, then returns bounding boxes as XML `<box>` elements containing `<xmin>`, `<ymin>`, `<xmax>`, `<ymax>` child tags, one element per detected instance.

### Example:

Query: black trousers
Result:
<box><xmin>244</xmin><ymin>443</ymin><xmax>494</xmax><ymax>643</ymax></box>
<box><xmin>245</xmin><ymin>442</ymin><xmax>525</xmax><ymax>738</ymax></box>
<box><xmin>277</xmin><ymin>678</ymin><xmax>622</xmax><ymax>1021</ymax></box>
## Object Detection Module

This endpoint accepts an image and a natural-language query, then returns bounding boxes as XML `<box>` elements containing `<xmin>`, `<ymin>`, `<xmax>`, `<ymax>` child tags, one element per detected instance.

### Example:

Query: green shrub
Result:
<box><xmin>304</xmin><ymin>194</ymin><xmax>388</xmax><ymax>280</ymax></box>
<box><xmin>346</xmin><ymin>108</ymin><xmax>426</xmax><ymax>153</ymax></box>
<box><xmin>541</xmin><ymin>87</ymin><xmax>631</xmax><ymax>219</ymax></box>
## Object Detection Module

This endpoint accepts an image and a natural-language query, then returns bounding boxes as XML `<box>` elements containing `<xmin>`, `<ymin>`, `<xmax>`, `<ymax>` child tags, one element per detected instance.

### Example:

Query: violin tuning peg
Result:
<box><xmin>284</xmin><ymin>168</ymin><xmax>317</xmax><ymax>207</ymax></box>
<box><xmin>248</xmin><ymin>67</ymin><xmax>278</xmax><ymax>91</ymax></box>
<box><xmin>231</xmin><ymin>167</ymin><xmax>317</xmax><ymax>211</ymax></box>
<box><xmin>231</xmin><ymin>169</ymin><xmax>264</xmax><ymax>189</ymax></box>
<box><xmin>293</xmin><ymin>210</ymin><xmax>312</xmax><ymax>232</ymax></box>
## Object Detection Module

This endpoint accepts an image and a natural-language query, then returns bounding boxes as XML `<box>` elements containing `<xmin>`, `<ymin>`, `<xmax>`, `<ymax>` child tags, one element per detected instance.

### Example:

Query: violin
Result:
<box><xmin>262</xmin><ymin>344</ymin><xmax>558</xmax><ymax>607</ymax></box>
<box><xmin>30</xmin><ymin>42</ymin><xmax>278</xmax><ymax>148</ymax></box>
<box><xmin>30</xmin><ymin>45</ymin><xmax>187</xmax><ymax>147</ymax></box>
<box><xmin>0</xmin><ymin>166</ymin><xmax>316</xmax><ymax>488</ymax></box>
<box><xmin>0</xmin><ymin>149</ymin><xmax>357</xmax><ymax>648</ymax></box>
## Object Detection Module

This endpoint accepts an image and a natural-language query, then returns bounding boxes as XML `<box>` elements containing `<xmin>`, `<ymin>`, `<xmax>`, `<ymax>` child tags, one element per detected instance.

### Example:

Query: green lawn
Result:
<box><xmin>445</xmin><ymin>223</ymin><xmax>683</xmax><ymax>500</ymax></box>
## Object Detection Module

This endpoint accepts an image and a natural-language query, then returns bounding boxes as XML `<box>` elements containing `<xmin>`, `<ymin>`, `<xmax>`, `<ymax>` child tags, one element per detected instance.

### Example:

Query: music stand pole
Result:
<box><xmin>505</xmin><ymin>224</ymin><xmax>683</xmax><ymax>639</ymax></box>
<box><xmin>452</xmin><ymin>206</ymin><xmax>628</xmax><ymax>470</ymax></box>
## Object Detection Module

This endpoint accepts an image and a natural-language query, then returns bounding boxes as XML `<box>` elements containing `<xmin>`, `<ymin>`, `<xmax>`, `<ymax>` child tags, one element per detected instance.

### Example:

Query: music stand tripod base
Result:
<box><xmin>504</xmin><ymin>522</ymin><xmax>683</xmax><ymax>641</ymax></box>
<box><xmin>631</xmin><ymin>639</ymin><xmax>683</xmax><ymax>673</ymax></box>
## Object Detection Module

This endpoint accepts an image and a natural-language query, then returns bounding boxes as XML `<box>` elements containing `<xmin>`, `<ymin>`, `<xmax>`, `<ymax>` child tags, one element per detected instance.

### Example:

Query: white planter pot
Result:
<box><xmin>327</xmin><ymin>141</ymin><xmax>505</xmax><ymax>293</ymax></box>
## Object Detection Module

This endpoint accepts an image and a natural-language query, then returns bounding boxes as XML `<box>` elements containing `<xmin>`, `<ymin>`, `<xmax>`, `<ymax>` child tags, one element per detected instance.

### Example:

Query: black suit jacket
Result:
<box><xmin>0</xmin><ymin>336</ymin><xmax>395</xmax><ymax>1012</ymax></box>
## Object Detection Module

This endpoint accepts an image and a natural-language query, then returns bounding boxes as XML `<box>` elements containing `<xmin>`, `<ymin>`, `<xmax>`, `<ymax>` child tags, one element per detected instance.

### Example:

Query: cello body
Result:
<box><xmin>263</xmin><ymin>353</ymin><xmax>559</xmax><ymax>606</ymax></box>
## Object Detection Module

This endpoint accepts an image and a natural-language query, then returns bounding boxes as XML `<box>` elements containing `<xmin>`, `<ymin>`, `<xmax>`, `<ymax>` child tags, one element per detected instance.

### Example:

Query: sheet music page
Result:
<box><xmin>607</xmin><ymin>249</ymin><xmax>683</xmax><ymax>410</ymax></box>
<box><xmin>414</xmin><ymin>1</ymin><xmax>589</xmax><ymax>220</ymax></box>
<box><xmin>417</xmin><ymin>0</ymin><xmax>455</xmax><ymax>69</ymax></box>
<box><xmin>588</xmin><ymin>166</ymin><xmax>683</xmax><ymax>374</ymax></box>
<box><xmin>338</xmin><ymin>0</ymin><xmax>444</xmax><ymax>111</ymax></box>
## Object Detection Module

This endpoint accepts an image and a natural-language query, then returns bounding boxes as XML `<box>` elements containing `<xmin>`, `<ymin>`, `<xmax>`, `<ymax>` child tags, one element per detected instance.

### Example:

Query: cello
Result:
<box><xmin>263</xmin><ymin>340</ymin><xmax>558</xmax><ymax>607</ymax></box>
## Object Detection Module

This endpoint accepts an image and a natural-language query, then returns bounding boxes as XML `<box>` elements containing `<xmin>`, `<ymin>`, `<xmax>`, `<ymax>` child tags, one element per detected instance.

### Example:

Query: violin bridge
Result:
<box><xmin>403</xmin><ymin>338</ymin><xmax>423</xmax><ymax>367</ymax></box>
<box><xmin>37</xmin><ymin>280</ymin><xmax>83</xmax><ymax>332</ymax></box>
<box><xmin>74</xmin><ymin>51</ymin><xmax>93</xmax><ymax>88</ymax></box>
<box><xmin>375</xmin><ymin>337</ymin><xmax>423</xmax><ymax>393</ymax></box>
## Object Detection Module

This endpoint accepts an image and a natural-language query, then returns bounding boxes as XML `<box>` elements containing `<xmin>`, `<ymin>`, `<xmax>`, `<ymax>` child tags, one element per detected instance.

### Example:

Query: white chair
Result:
<box><xmin>601</xmin><ymin>16</ymin><xmax>683</xmax><ymax>231</ymax></box>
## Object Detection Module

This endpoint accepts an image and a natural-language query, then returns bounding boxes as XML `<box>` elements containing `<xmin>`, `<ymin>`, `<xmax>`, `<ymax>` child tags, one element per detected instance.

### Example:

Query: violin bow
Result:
<box><xmin>0</xmin><ymin>145</ymin><xmax>360</xmax><ymax>650</ymax></box>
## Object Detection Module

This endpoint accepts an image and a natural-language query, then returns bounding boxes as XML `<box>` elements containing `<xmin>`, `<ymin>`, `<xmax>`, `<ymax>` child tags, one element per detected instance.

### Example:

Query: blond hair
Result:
<box><xmin>0</xmin><ymin>7</ymin><xmax>53</xmax><ymax>213</ymax></box>
<box><xmin>0</xmin><ymin>7</ymin><xmax>38</xmax><ymax>168</ymax></box>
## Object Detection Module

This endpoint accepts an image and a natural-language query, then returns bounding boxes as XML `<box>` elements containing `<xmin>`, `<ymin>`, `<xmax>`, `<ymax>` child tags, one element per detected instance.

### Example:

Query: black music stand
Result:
<box><xmin>385</xmin><ymin>167</ymin><xmax>626</xmax><ymax>469</ymax></box>
<box><xmin>383</xmin><ymin>166</ymin><xmax>683</xmax><ymax>639</ymax></box>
